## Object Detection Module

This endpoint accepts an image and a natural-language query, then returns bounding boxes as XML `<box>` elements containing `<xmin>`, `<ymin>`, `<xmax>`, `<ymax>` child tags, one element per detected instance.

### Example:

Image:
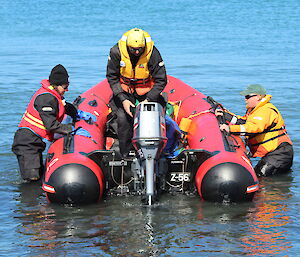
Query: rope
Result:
<box><xmin>91</xmin><ymin>93</ymin><xmax>109</xmax><ymax>107</ymax></box>
<box><xmin>166</xmin><ymin>181</ymin><xmax>182</xmax><ymax>188</ymax></box>
<box><xmin>110</xmin><ymin>154</ymin><xmax>134</xmax><ymax>187</ymax></box>
<box><xmin>187</xmin><ymin>109</ymin><xmax>212</xmax><ymax>119</ymax></box>
<box><xmin>174</xmin><ymin>93</ymin><xmax>197</xmax><ymax>122</ymax></box>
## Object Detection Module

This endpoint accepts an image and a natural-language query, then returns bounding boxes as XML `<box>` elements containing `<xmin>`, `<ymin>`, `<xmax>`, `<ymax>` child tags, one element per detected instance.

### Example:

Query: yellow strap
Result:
<box><xmin>178</xmin><ymin>110</ymin><xmax>211</xmax><ymax>134</ymax></box>
<box><xmin>23</xmin><ymin>113</ymin><xmax>46</xmax><ymax>130</ymax></box>
<box><xmin>167</xmin><ymin>101</ymin><xmax>180</xmax><ymax>122</ymax></box>
<box><xmin>187</xmin><ymin>110</ymin><xmax>211</xmax><ymax>119</ymax></box>
<box><xmin>169</xmin><ymin>93</ymin><xmax>197</xmax><ymax>122</ymax></box>
<box><xmin>25</xmin><ymin>111</ymin><xmax>44</xmax><ymax>125</ymax></box>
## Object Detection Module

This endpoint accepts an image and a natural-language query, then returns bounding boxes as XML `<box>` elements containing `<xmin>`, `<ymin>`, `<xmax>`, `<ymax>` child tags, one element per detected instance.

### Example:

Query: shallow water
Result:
<box><xmin>1</xmin><ymin>0</ymin><xmax>300</xmax><ymax>256</ymax></box>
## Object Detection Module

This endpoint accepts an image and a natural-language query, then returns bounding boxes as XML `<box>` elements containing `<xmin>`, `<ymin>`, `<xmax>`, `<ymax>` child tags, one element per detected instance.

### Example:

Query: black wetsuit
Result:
<box><xmin>12</xmin><ymin>93</ymin><xmax>77</xmax><ymax>180</ymax></box>
<box><xmin>223</xmin><ymin>112</ymin><xmax>293</xmax><ymax>176</ymax></box>
<box><xmin>106</xmin><ymin>44</ymin><xmax>167</xmax><ymax>157</ymax></box>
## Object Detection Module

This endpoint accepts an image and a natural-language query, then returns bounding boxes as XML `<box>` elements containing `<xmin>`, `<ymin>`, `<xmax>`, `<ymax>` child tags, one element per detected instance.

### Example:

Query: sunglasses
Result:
<box><xmin>245</xmin><ymin>94</ymin><xmax>257</xmax><ymax>100</ymax></box>
<box><xmin>128</xmin><ymin>47</ymin><xmax>144</xmax><ymax>55</ymax></box>
<box><xmin>61</xmin><ymin>83</ymin><xmax>69</xmax><ymax>90</ymax></box>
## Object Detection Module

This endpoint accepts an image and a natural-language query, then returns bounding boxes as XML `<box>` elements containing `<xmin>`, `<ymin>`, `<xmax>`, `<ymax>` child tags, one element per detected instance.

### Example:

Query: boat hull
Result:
<box><xmin>42</xmin><ymin>76</ymin><xmax>258</xmax><ymax>204</ymax></box>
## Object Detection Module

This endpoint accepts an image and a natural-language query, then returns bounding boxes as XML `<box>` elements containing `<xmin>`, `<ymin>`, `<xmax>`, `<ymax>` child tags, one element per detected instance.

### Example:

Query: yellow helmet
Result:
<box><xmin>126</xmin><ymin>28</ymin><xmax>146</xmax><ymax>48</ymax></box>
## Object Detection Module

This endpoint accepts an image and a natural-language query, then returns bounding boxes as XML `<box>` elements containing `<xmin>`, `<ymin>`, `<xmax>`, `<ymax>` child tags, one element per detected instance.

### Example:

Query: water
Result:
<box><xmin>1</xmin><ymin>0</ymin><xmax>300</xmax><ymax>256</ymax></box>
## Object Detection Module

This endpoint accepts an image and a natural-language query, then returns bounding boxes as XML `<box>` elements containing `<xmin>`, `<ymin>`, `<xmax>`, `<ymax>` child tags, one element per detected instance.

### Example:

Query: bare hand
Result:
<box><xmin>122</xmin><ymin>99</ymin><xmax>135</xmax><ymax>117</ymax></box>
<box><xmin>219</xmin><ymin>124</ymin><xmax>230</xmax><ymax>133</ymax></box>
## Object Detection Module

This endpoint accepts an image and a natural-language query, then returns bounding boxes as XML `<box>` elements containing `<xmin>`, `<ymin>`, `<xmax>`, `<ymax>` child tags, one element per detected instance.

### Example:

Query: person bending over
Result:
<box><xmin>106</xmin><ymin>28</ymin><xmax>167</xmax><ymax>158</ymax></box>
<box><xmin>12</xmin><ymin>64</ymin><xmax>78</xmax><ymax>181</ymax></box>
<box><xmin>217</xmin><ymin>84</ymin><xmax>293</xmax><ymax>177</ymax></box>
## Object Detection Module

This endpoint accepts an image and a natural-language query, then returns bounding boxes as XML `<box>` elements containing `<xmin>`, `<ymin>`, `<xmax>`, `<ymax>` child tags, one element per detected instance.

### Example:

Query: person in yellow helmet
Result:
<box><xmin>216</xmin><ymin>84</ymin><xmax>293</xmax><ymax>177</ymax></box>
<box><xmin>106</xmin><ymin>28</ymin><xmax>167</xmax><ymax>158</ymax></box>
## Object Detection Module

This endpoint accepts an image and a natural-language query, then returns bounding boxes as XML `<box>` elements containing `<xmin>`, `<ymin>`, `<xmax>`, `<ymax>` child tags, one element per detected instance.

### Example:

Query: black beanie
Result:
<box><xmin>49</xmin><ymin>64</ymin><xmax>69</xmax><ymax>86</ymax></box>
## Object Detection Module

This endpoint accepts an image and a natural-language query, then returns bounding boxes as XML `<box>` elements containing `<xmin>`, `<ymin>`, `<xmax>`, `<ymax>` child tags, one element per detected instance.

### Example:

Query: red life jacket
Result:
<box><xmin>19</xmin><ymin>79</ymin><xmax>65</xmax><ymax>141</ymax></box>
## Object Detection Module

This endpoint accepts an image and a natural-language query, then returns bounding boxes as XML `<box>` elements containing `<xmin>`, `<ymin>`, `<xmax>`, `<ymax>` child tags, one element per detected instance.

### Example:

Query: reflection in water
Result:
<box><xmin>13</xmin><ymin>175</ymin><xmax>295</xmax><ymax>256</ymax></box>
<box><xmin>14</xmin><ymin>187</ymin><xmax>169</xmax><ymax>256</ymax></box>
<box><xmin>15</xmin><ymin>182</ymin><xmax>60</xmax><ymax>250</ymax></box>
<box><xmin>241</xmin><ymin>175</ymin><xmax>294</xmax><ymax>256</ymax></box>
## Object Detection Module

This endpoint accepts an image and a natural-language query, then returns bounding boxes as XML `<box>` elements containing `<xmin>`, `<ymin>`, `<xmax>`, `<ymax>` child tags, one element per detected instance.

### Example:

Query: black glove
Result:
<box><xmin>65</xmin><ymin>102</ymin><xmax>78</xmax><ymax>122</ymax></box>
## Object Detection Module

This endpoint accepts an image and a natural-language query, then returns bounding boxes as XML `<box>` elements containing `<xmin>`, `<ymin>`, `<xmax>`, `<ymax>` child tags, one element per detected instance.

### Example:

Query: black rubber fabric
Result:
<box><xmin>255</xmin><ymin>142</ymin><xmax>293</xmax><ymax>176</ymax></box>
<box><xmin>12</xmin><ymin>128</ymin><xmax>46</xmax><ymax>180</ymax></box>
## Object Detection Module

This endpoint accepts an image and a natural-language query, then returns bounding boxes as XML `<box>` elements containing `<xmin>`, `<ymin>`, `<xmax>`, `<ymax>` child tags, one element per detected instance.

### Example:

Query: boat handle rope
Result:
<box><xmin>185</xmin><ymin>109</ymin><xmax>241</xmax><ymax>149</ymax></box>
<box><xmin>166</xmin><ymin>180</ymin><xmax>182</xmax><ymax>189</ymax></box>
<box><xmin>228</xmin><ymin>134</ymin><xmax>241</xmax><ymax>149</ymax></box>
<box><xmin>186</xmin><ymin>109</ymin><xmax>212</xmax><ymax>119</ymax></box>
<box><xmin>174</xmin><ymin>93</ymin><xmax>197</xmax><ymax>122</ymax></box>
<box><xmin>91</xmin><ymin>93</ymin><xmax>109</xmax><ymax>107</ymax></box>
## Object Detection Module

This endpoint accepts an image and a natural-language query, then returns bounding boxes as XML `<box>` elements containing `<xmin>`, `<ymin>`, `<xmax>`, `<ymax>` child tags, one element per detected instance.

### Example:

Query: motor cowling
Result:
<box><xmin>132</xmin><ymin>102</ymin><xmax>167</xmax><ymax>160</ymax></box>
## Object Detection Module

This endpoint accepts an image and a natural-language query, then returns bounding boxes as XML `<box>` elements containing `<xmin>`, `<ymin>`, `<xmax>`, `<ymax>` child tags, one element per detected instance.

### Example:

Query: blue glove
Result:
<box><xmin>164</xmin><ymin>115</ymin><xmax>183</xmax><ymax>159</ymax></box>
<box><xmin>75</xmin><ymin>128</ymin><xmax>92</xmax><ymax>138</ymax></box>
<box><xmin>77</xmin><ymin>110</ymin><xmax>97</xmax><ymax>123</ymax></box>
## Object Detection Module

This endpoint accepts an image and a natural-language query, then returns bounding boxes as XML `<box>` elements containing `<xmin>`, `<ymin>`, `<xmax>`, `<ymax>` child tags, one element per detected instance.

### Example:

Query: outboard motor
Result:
<box><xmin>132</xmin><ymin>102</ymin><xmax>167</xmax><ymax>205</ymax></box>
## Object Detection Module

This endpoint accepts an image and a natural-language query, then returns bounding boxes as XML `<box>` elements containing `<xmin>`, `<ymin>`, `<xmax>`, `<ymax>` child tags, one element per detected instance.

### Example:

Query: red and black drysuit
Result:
<box><xmin>12</xmin><ymin>80</ymin><xmax>77</xmax><ymax>181</ymax></box>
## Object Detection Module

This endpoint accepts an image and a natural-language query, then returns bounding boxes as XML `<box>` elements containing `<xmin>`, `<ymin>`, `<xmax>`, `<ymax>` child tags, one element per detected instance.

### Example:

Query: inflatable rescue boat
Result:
<box><xmin>42</xmin><ymin>76</ymin><xmax>259</xmax><ymax>204</ymax></box>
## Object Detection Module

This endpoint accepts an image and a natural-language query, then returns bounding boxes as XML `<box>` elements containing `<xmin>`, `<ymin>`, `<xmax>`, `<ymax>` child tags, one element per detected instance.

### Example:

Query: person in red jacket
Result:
<box><xmin>12</xmin><ymin>64</ymin><xmax>77</xmax><ymax>182</ymax></box>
